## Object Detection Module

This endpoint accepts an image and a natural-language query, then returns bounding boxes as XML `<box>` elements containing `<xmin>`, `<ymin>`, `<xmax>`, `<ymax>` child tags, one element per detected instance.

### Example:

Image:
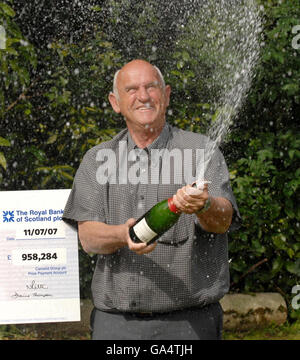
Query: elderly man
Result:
<box><xmin>63</xmin><ymin>59</ymin><xmax>240</xmax><ymax>340</ymax></box>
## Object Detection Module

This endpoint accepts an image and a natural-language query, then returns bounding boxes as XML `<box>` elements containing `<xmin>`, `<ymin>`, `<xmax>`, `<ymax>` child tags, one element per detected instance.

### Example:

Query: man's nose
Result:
<box><xmin>137</xmin><ymin>86</ymin><xmax>150</xmax><ymax>102</ymax></box>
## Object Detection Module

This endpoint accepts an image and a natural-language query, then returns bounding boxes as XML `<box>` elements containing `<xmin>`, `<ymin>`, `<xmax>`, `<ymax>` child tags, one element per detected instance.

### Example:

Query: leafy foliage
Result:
<box><xmin>0</xmin><ymin>0</ymin><xmax>36</xmax><ymax>176</ymax></box>
<box><xmin>225</xmin><ymin>0</ymin><xmax>300</xmax><ymax>317</ymax></box>
<box><xmin>229</xmin><ymin>131</ymin><xmax>300</xmax><ymax>290</ymax></box>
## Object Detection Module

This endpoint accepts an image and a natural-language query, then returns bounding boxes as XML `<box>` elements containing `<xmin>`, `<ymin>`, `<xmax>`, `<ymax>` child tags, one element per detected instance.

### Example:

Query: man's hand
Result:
<box><xmin>126</xmin><ymin>218</ymin><xmax>157</xmax><ymax>255</ymax></box>
<box><xmin>172</xmin><ymin>183</ymin><xmax>209</xmax><ymax>214</ymax></box>
<box><xmin>172</xmin><ymin>183</ymin><xmax>233</xmax><ymax>234</ymax></box>
<box><xmin>78</xmin><ymin>218</ymin><xmax>157</xmax><ymax>255</ymax></box>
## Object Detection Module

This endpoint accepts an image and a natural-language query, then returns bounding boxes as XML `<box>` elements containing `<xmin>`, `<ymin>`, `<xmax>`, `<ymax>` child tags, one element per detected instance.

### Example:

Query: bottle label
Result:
<box><xmin>133</xmin><ymin>218</ymin><xmax>158</xmax><ymax>244</ymax></box>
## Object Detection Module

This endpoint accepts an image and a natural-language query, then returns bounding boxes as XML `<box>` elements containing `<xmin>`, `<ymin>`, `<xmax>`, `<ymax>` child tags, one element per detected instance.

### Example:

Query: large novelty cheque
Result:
<box><xmin>0</xmin><ymin>189</ymin><xmax>80</xmax><ymax>324</ymax></box>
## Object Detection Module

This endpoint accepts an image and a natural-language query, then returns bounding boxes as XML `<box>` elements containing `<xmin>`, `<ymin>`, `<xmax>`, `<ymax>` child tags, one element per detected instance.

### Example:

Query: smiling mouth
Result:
<box><xmin>136</xmin><ymin>102</ymin><xmax>154</xmax><ymax>111</ymax></box>
<box><xmin>137</xmin><ymin>107</ymin><xmax>153</xmax><ymax>111</ymax></box>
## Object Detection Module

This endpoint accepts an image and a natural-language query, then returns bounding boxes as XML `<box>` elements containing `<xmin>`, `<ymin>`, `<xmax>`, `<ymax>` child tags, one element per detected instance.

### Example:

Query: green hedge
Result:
<box><xmin>226</xmin><ymin>0</ymin><xmax>300</xmax><ymax>319</ymax></box>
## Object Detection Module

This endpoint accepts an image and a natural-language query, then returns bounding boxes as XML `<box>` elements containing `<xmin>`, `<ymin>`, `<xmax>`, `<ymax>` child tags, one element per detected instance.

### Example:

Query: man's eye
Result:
<box><xmin>128</xmin><ymin>88</ymin><xmax>137</xmax><ymax>94</ymax></box>
<box><xmin>148</xmin><ymin>84</ymin><xmax>159</xmax><ymax>91</ymax></box>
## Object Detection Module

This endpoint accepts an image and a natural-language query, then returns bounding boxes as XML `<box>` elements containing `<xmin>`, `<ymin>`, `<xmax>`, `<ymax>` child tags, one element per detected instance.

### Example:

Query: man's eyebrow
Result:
<box><xmin>124</xmin><ymin>85</ymin><xmax>137</xmax><ymax>91</ymax></box>
<box><xmin>124</xmin><ymin>81</ymin><xmax>160</xmax><ymax>91</ymax></box>
<box><xmin>147</xmin><ymin>81</ymin><xmax>159</xmax><ymax>87</ymax></box>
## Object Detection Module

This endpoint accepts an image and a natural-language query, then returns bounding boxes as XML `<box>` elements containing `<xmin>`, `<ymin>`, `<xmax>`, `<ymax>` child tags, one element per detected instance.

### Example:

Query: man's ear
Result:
<box><xmin>108</xmin><ymin>92</ymin><xmax>121</xmax><ymax>113</ymax></box>
<box><xmin>164</xmin><ymin>85</ymin><xmax>171</xmax><ymax>107</ymax></box>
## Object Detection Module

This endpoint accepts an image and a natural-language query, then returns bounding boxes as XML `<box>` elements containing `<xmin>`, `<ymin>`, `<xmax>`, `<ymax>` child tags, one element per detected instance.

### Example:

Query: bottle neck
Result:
<box><xmin>168</xmin><ymin>197</ymin><xmax>181</xmax><ymax>214</ymax></box>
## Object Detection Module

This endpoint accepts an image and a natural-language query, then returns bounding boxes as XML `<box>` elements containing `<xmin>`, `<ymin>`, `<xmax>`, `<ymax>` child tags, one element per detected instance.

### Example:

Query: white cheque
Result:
<box><xmin>0</xmin><ymin>189</ymin><xmax>80</xmax><ymax>324</ymax></box>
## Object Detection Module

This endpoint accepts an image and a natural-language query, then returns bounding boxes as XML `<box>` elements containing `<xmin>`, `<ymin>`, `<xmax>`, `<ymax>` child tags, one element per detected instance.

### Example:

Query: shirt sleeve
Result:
<box><xmin>63</xmin><ymin>149</ymin><xmax>106</xmax><ymax>228</ymax></box>
<box><xmin>202</xmin><ymin>146</ymin><xmax>242</xmax><ymax>233</ymax></box>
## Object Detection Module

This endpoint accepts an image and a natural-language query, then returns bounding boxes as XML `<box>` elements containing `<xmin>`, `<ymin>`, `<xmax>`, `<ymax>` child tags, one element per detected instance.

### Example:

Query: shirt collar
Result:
<box><xmin>127</xmin><ymin>123</ymin><xmax>170</xmax><ymax>153</ymax></box>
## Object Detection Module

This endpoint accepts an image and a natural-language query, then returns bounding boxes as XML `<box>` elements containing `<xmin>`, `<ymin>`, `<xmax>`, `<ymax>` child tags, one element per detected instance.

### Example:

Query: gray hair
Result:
<box><xmin>112</xmin><ymin>64</ymin><xmax>166</xmax><ymax>100</ymax></box>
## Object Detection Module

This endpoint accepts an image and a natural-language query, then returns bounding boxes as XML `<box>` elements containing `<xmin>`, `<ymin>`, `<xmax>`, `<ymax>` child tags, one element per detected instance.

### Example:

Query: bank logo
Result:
<box><xmin>3</xmin><ymin>210</ymin><xmax>14</xmax><ymax>222</ymax></box>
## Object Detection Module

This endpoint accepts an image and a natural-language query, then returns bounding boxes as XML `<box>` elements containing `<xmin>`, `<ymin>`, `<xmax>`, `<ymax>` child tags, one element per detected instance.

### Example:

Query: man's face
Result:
<box><xmin>109</xmin><ymin>61</ymin><xmax>171</xmax><ymax>131</ymax></box>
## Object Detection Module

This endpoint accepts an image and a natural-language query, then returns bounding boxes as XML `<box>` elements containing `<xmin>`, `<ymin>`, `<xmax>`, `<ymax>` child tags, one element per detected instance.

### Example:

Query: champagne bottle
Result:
<box><xmin>129</xmin><ymin>181</ymin><xmax>210</xmax><ymax>245</ymax></box>
<box><xmin>129</xmin><ymin>197</ymin><xmax>181</xmax><ymax>245</ymax></box>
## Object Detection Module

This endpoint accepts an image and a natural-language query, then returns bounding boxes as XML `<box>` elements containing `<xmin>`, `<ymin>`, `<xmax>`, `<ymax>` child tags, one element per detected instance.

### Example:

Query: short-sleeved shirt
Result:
<box><xmin>63</xmin><ymin>123</ymin><xmax>241</xmax><ymax>313</ymax></box>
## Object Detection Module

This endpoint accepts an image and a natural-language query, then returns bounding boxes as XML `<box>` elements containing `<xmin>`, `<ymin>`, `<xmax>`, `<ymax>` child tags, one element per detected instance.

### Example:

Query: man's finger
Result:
<box><xmin>135</xmin><ymin>241</ymin><xmax>157</xmax><ymax>255</ymax></box>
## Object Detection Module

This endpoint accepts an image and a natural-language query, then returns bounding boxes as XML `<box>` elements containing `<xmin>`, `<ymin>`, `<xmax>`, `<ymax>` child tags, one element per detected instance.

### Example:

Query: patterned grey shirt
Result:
<box><xmin>63</xmin><ymin>123</ymin><xmax>241</xmax><ymax>313</ymax></box>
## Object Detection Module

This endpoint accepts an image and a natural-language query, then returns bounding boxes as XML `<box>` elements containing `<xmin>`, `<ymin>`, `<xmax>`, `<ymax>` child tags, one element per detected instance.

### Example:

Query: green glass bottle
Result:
<box><xmin>129</xmin><ymin>197</ymin><xmax>181</xmax><ymax>245</ymax></box>
<box><xmin>129</xmin><ymin>181</ymin><xmax>210</xmax><ymax>245</ymax></box>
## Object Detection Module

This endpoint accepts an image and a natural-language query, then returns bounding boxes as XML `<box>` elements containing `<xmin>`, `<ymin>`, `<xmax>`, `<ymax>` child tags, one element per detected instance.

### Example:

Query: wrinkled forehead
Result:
<box><xmin>118</xmin><ymin>62</ymin><xmax>162</xmax><ymax>87</ymax></box>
